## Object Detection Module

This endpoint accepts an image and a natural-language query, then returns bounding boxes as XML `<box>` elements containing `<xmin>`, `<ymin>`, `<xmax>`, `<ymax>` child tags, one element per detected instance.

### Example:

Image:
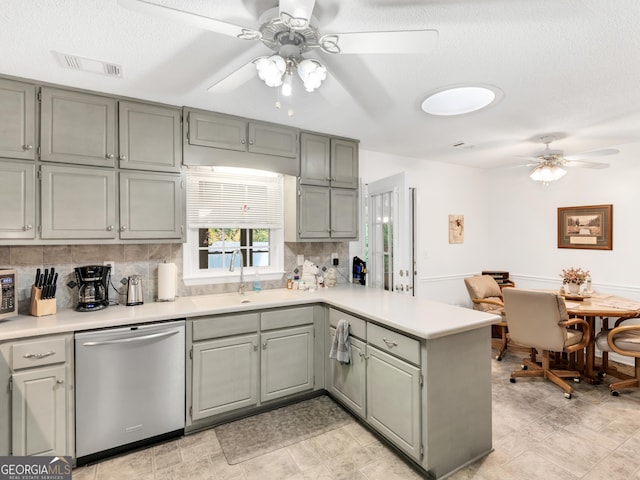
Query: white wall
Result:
<box><xmin>357</xmin><ymin>141</ymin><xmax>640</xmax><ymax>308</ymax></box>
<box><xmin>488</xmin><ymin>141</ymin><xmax>640</xmax><ymax>300</ymax></box>
<box><xmin>357</xmin><ymin>149</ymin><xmax>492</xmax><ymax>306</ymax></box>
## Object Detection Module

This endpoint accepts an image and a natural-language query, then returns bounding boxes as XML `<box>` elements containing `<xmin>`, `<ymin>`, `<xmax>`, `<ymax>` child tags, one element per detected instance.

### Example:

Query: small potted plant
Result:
<box><xmin>560</xmin><ymin>267</ymin><xmax>589</xmax><ymax>294</ymax></box>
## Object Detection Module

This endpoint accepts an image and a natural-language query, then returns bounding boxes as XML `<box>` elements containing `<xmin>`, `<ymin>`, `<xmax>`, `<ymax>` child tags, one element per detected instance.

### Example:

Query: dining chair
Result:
<box><xmin>464</xmin><ymin>275</ymin><xmax>510</xmax><ymax>360</ymax></box>
<box><xmin>503</xmin><ymin>288</ymin><xmax>591</xmax><ymax>399</ymax></box>
<box><xmin>595</xmin><ymin>317</ymin><xmax>640</xmax><ymax>396</ymax></box>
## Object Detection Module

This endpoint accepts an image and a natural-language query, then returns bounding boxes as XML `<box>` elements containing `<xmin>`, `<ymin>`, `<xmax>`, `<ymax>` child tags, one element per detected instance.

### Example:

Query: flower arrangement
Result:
<box><xmin>560</xmin><ymin>267</ymin><xmax>589</xmax><ymax>285</ymax></box>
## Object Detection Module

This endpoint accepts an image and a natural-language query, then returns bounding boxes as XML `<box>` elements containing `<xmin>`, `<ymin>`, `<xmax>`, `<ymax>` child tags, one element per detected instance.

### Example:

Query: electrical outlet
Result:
<box><xmin>297</xmin><ymin>254</ymin><xmax>304</xmax><ymax>266</ymax></box>
<box><xmin>104</xmin><ymin>260</ymin><xmax>115</xmax><ymax>270</ymax></box>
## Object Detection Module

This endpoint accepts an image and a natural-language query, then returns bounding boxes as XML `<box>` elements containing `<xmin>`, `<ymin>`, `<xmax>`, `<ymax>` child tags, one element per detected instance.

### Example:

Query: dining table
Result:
<box><xmin>563</xmin><ymin>291</ymin><xmax>640</xmax><ymax>383</ymax></box>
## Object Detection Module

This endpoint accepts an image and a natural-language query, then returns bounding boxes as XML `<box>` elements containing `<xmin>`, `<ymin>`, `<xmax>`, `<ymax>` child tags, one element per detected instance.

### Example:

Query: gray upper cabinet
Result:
<box><xmin>187</xmin><ymin>110</ymin><xmax>298</xmax><ymax>159</ymax></box>
<box><xmin>119</xmin><ymin>171</ymin><xmax>184</xmax><ymax>240</ymax></box>
<box><xmin>298</xmin><ymin>185</ymin><xmax>331</xmax><ymax>239</ymax></box>
<box><xmin>299</xmin><ymin>133</ymin><xmax>331</xmax><ymax>186</ymax></box>
<box><xmin>0</xmin><ymin>160</ymin><xmax>36</xmax><ymax>239</ymax></box>
<box><xmin>40</xmin><ymin>87</ymin><xmax>117</xmax><ymax>167</ymax></box>
<box><xmin>41</xmin><ymin>164</ymin><xmax>117</xmax><ymax>239</ymax></box>
<box><xmin>300</xmin><ymin>134</ymin><xmax>358</xmax><ymax>189</ymax></box>
<box><xmin>118</xmin><ymin>102</ymin><xmax>182</xmax><ymax>173</ymax></box>
<box><xmin>187</xmin><ymin>111</ymin><xmax>246</xmax><ymax>152</ymax></box>
<box><xmin>0</xmin><ymin>79</ymin><xmax>37</xmax><ymax>160</ymax></box>
<box><xmin>330</xmin><ymin>188</ymin><xmax>358</xmax><ymax>238</ymax></box>
<box><xmin>331</xmin><ymin>138</ymin><xmax>359</xmax><ymax>189</ymax></box>
<box><xmin>248</xmin><ymin>122</ymin><xmax>298</xmax><ymax>158</ymax></box>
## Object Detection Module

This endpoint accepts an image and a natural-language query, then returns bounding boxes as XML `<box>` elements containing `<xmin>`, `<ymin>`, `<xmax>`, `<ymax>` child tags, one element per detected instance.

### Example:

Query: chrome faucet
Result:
<box><xmin>229</xmin><ymin>249</ymin><xmax>245</xmax><ymax>294</ymax></box>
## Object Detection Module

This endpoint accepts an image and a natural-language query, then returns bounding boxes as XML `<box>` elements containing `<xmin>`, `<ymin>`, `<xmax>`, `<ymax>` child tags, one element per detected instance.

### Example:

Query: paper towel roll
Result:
<box><xmin>158</xmin><ymin>262</ymin><xmax>176</xmax><ymax>301</ymax></box>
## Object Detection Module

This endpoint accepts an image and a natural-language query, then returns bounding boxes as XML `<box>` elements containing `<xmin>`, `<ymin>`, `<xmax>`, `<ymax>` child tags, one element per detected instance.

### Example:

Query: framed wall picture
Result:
<box><xmin>449</xmin><ymin>214</ymin><xmax>464</xmax><ymax>244</ymax></box>
<box><xmin>557</xmin><ymin>204</ymin><xmax>612</xmax><ymax>250</ymax></box>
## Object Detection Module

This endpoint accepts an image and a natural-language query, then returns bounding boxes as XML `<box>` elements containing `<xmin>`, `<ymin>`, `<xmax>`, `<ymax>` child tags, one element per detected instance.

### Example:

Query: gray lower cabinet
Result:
<box><xmin>40</xmin><ymin>87</ymin><xmax>117</xmax><ymax>167</ymax></box>
<box><xmin>118</xmin><ymin>101</ymin><xmax>182</xmax><ymax>173</ymax></box>
<box><xmin>191</xmin><ymin>334</ymin><xmax>259</xmax><ymax>420</ymax></box>
<box><xmin>40</xmin><ymin>164</ymin><xmax>117</xmax><ymax>239</ymax></box>
<box><xmin>119</xmin><ymin>171</ymin><xmax>184</xmax><ymax>240</ymax></box>
<box><xmin>0</xmin><ymin>334</ymin><xmax>73</xmax><ymax>457</ymax></box>
<box><xmin>260</xmin><ymin>325</ymin><xmax>315</xmax><ymax>402</ymax></box>
<box><xmin>188</xmin><ymin>307</ymin><xmax>315</xmax><ymax>426</ymax></box>
<box><xmin>0</xmin><ymin>160</ymin><xmax>36</xmax><ymax>239</ymax></box>
<box><xmin>328</xmin><ymin>330</ymin><xmax>366</xmax><ymax>419</ymax></box>
<box><xmin>366</xmin><ymin>345</ymin><xmax>421</xmax><ymax>461</ymax></box>
<box><xmin>0</xmin><ymin>78</ymin><xmax>37</xmax><ymax>160</ymax></box>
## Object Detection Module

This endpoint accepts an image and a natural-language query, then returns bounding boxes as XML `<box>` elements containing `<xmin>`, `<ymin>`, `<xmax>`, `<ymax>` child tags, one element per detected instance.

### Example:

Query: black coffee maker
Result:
<box><xmin>74</xmin><ymin>265</ymin><xmax>111</xmax><ymax>312</ymax></box>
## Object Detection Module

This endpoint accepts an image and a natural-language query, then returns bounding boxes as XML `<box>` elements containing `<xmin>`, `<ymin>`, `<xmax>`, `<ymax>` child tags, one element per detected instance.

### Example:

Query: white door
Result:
<box><xmin>366</xmin><ymin>172</ymin><xmax>415</xmax><ymax>295</ymax></box>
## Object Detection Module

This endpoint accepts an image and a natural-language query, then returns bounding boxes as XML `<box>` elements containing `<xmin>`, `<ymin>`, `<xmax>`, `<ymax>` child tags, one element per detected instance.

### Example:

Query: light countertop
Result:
<box><xmin>0</xmin><ymin>284</ymin><xmax>499</xmax><ymax>342</ymax></box>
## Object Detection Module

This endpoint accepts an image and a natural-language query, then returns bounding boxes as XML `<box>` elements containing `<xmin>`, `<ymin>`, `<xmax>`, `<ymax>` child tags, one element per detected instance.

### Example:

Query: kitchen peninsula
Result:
<box><xmin>0</xmin><ymin>285</ymin><xmax>498</xmax><ymax>479</ymax></box>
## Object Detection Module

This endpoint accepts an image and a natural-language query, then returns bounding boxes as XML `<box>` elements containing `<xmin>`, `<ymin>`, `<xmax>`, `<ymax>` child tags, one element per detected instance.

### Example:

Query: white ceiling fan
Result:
<box><xmin>119</xmin><ymin>0</ymin><xmax>438</xmax><ymax>97</ymax></box>
<box><xmin>519</xmin><ymin>135</ymin><xmax>618</xmax><ymax>183</ymax></box>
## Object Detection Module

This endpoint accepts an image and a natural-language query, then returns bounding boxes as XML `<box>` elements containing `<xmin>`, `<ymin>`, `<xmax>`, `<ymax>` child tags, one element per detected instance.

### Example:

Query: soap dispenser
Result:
<box><xmin>253</xmin><ymin>268</ymin><xmax>261</xmax><ymax>292</ymax></box>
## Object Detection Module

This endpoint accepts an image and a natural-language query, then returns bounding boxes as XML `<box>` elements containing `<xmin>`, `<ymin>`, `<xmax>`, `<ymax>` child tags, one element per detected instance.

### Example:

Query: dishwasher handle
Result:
<box><xmin>82</xmin><ymin>329</ymin><xmax>180</xmax><ymax>346</ymax></box>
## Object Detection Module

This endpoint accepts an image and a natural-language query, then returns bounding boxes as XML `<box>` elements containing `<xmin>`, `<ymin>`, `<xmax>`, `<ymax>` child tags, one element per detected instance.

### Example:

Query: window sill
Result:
<box><xmin>183</xmin><ymin>270</ymin><xmax>285</xmax><ymax>286</ymax></box>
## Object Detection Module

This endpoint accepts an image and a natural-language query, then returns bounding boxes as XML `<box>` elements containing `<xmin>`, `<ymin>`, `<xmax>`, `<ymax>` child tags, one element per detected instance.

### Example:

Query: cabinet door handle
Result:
<box><xmin>56</xmin><ymin>379</ymin><xmax>64</xmax><ymax>385</ymax></box>
<box><xmin>22</xmin><ymin>144</ymin><xmax>33</xmax><ymax>151</ymax></box>
<box><xmin>249</xmin><ymin>140</ymin><xmax>254</xmax><ymax>145</ymax></box>
<box><xmin>382</xmin><ymin>338</ymin><xmax>398</xmax><ymax>348</ymax></box>
<box><xmin>358</xmin><ymin>352</ymin><xmax>369</xmax><ymax>360</ymax></box>
<box><xmin>120</xmin><ymin>226</ymin><xmax>127</xmax><ymax>232</ymax></box>
<box><xmin>24</xmin><ymin>224</ymin><xmax>33</xmax><ymax>231</ymax></box>
<box><xmin>23</xmin><ymin>351</ymin><xmax>55</xmax><ymax>359</ymax></box>
<box><xmin>107</xmin><ymin>225</ymin><xmax>114</xmax><ymax>231</ymax></box>
<box><xmin>241</xmin><ymin>139</ymin><xmax>246</xmax><ymax>144</ymax></box>
<box><xmin>119</xmin><ymin>155</ymin><xmax>127</xmax><ymax>161</ymax></box>
<box><xmin>325</xmin><ymin>176</ymin><xmax>331</xmax><ymax>181</ymax></box>
<box><xmin>253</xmin><ymin>343</ymin><xmax>258</xmax><ymax>351</ymax></box>
<box><xmin>262</xmin><ymin>341</ymin><xmax>267</xmax><ymax>350</ymax></box>
<box><xmin>106</xmin><ymin>153</ymin><xmax>115</xmax><ymax>159</ymax></box>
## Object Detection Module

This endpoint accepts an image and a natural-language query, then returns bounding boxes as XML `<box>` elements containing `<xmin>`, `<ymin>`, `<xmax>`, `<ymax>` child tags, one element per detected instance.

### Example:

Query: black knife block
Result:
<box><xmin>30</xmin><ymin>285</ymin><xmax>57</xmax><ymax>317</ymax></box>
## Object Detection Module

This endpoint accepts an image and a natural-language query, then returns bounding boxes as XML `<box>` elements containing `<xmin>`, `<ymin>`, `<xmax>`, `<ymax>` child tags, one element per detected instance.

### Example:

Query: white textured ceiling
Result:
<box><xmin>1</xmin><ymin>0</ymin><xmax>639</xmax><ymax>169</ymax></box>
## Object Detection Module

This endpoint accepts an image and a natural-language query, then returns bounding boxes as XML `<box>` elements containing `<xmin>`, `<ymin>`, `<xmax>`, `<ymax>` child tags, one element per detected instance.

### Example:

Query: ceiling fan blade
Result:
<box><xmin>207</xmin><ymin>60</ymin><xmax>259</xmax><ymax>94</ymax></box>
<box><xmin>206</xmin><ymin>44</ymin><xmax>267</xmax><ymax>94</ymax></box>
<box><xmin>563</xmin><ymin>160</ymin><xmax>610</xmax><ymax>169</ymax></box>
<box><xmin>279</xmin><ymin>0</ymin><xmax>316</xmax><ymax>25</ymax></box>
<box><xmin>118</xmin><ymin>0</ymin><xmax>261</xmax><ymax>39</ymax></box>
<box><xmin>564</xmin><ymin>148</ymin><xmax>619</xmax><ymax>161</ymax></box>
<box><xmin>320</xmin><ymin>29</ymin><xmax>438</xmax><ymax>55</ymax></box>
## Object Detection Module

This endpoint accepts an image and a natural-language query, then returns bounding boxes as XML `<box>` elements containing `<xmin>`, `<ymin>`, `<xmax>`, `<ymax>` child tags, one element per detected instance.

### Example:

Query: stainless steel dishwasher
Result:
<box><xmin>75</xmin><ymin>320</ymin><xmax>185</xmax><ymax>464</ymax></box>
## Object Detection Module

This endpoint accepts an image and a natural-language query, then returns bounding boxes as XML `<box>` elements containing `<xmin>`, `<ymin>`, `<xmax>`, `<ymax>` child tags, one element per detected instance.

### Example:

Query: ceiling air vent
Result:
<box><xmin>54</xmin><ymin>51</ymin><xmax>123</xmax><ymax>78</ymax></box>
<box><xmin>449</xmin><ymin>141</ymin><xmax>475</xmax><ymax>150</ymax></box>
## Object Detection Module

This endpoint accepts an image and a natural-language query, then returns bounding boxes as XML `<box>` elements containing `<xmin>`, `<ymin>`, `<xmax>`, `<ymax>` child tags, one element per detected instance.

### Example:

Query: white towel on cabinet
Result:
<box><xmin>329</xmin><ymin>319</ymin><xmax>351</xmax><ymax>364</ymax></box>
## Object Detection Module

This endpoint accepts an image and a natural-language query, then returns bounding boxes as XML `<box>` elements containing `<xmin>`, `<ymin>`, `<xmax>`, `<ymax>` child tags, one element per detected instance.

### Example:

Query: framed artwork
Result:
<box><xmin>557</xmin><ymin>204</ymin><xmax>612</xmax><ymax>250</ymax></box>
<box><xmin>448</xmin><ymin>214</ymin><xmax>464</xmax><ymax>244</ymax></box>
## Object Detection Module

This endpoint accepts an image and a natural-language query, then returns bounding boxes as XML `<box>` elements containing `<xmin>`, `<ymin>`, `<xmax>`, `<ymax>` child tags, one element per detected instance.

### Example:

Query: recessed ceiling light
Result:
<box><xmin>421</xmin><ymin>85</ymin><xmax>503</xmax><ymax>116</ymax></box>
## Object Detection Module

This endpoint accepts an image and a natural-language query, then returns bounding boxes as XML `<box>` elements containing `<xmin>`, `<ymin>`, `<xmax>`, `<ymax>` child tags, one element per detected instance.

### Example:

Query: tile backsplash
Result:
<box><xmin>0</xmin><ymin>242</ymin><xmax>350</xmax><ymax>313</ymax></box>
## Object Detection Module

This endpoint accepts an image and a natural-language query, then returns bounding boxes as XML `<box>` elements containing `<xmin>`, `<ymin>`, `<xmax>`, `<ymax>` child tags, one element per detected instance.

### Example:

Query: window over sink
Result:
<box><xmin>183</xmin><ymin>166</ymin><xmax>284</xmax><ymax>285</ymax></box>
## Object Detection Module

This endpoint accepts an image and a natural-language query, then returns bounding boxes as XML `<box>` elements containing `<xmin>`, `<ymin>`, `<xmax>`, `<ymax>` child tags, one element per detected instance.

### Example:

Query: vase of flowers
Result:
<box><xmin>560</xmin><ymin>267</ymin><xmax>589</xmax><ymax>294</ymax></box>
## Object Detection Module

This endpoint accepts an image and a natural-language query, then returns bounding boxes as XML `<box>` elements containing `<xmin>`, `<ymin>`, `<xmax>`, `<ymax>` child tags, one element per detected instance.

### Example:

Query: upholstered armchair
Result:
<box><xmin>595</xmin><ymin>318</ymin><xmax>640</xmax><ymax>396</ymax></box>
<box><xmin>503</xmin><ymin>288</ymin><xmax>591</xmax><ymax>399</ymax></box>
<box><xmin>464</xmin><ymin>275</ymin><xmax>509</xmax><ymax>360</ymax></box>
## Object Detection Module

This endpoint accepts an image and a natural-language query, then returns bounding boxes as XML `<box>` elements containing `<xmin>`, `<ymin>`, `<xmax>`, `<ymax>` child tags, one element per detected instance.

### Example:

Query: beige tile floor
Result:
<box><xmin>72</xmin><ymin>348</ymin><xmax>640</xmax><ymax>480</ymax></box>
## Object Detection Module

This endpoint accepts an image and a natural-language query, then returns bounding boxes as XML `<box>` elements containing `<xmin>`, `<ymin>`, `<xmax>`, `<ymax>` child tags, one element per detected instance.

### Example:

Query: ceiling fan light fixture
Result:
<box><xmin>529</xmin><ymin>164</ymin><xmax>567</xmax><ymax>183</ymax></box>
<box><xmin>297</xmin><ymin>58</ymin><xmax>326</xmax><ymax>92</ymax></box>
<box><xmin>255</xmin><ymin>54</ymin><xmax>286</xmax><ymax>87</ymax></box>
<box><xmin>421</xmin><ymin>85</ymin><xmax>502</xmax><ymax>116</ymax></box>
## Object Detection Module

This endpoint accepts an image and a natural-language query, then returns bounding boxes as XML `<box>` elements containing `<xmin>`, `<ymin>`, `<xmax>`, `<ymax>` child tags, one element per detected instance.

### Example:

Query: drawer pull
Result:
<box><xmin>382</xmin><ymin>338</ymin><xmax>398</xmax><ymax>348</ymax></box>
<box><xmin>358</xmin><ymin>352</ymin><xmax>369</xmax><ymax>360</ymax></box>
<box><xmin>23</xmin><ymin>351</ymin><xmax>55</xmax><ymax>359</ymax></box>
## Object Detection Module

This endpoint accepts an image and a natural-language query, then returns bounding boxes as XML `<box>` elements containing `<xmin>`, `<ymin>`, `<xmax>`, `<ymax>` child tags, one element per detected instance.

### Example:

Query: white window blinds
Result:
<box><xmin>186</xmin><ymin>167</ymin><xmax>283</xmax><ymax>228</ymax></box>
